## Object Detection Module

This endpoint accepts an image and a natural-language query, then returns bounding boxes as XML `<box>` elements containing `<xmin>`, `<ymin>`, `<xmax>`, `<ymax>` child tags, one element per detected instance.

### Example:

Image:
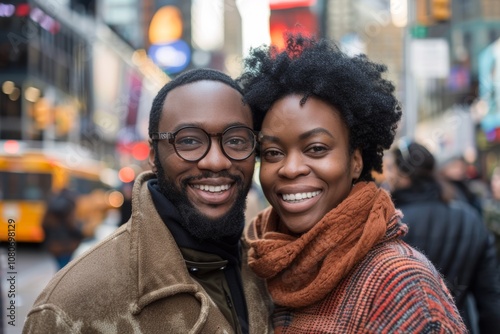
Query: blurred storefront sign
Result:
<box><xmin>415</xmin><ymin>106</ymin><xmax>476</xmax><ymax>164</ymax></box>
<box><xmin>447</xmin><ymin>65</ymin><xmax>470</xmax><ymax>92</ymax></box>
<box><xmin>270</xmin><ymin>3</ymin><xmax>318</xmax><ymax>50</ymax></box>
<box><xmin>269</xmin><ymin>0</ymin><xmax>316</xmax><ymax>10</ymax></box>
<box><xmin>148</xmin><ymin>40</ymin><xmax>191</xmax><ymax>74</ymax></box>
<box><xmin>411</xmin><ymin>38</ymin><xmax>450</xmax><ymax>78</ymax></box>
<box><xmin>148</xmin><ymin>4</ymin><xmax>191</xmax><ymax>74</ymax></box>
<box><xmin>191</xmin><ymin>0</ymin><xmax>224</xmax><ymax>51</ymax></box>
<box><xmin>478</xmin><ymin>37</ymin><xmax>500</xmax><ymax>139</ymax></box>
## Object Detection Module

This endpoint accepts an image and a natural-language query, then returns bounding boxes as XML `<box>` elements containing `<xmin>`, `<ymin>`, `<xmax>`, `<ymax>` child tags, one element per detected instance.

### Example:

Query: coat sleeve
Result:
<box><xmin>23</xmin><ymin>304</ymin><xmax>79</xmax><ymax>334</ymax></box>
<box><xmin>470</xmin><ymin>233</ymin><xmax>500</xmax><ymax>334</ymax></box>
<box><xmin>364</xmin><ymin>250</ymin><xmax>468</xmax><ymax>334</ymax></box>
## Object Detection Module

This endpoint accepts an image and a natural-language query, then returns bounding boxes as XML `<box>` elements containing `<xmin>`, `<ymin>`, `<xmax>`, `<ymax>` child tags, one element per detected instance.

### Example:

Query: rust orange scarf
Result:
<box><xmin>245</xmin><ymin>181</ymin><xmax>401</xmax><ymax>308</ymax></box>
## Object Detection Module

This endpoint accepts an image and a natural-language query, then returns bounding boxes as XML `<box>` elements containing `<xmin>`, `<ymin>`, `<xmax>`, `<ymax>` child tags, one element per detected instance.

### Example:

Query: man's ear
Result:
<box><xmin>148</xmin><ymin>140</ymin><xmax>157</xmax><ymax>174</ymax></box>
<box><xmin>351</xmin><ymin>148</ymin><xmax>363</xmax><ymax>180</ymax></box>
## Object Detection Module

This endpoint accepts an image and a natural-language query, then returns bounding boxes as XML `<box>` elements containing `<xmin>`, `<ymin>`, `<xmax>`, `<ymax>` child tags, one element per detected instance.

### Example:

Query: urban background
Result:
<box><xmin>1</xmin><ymin>0</ymin><xmax>500</xmax><ymax>332</ymax></box>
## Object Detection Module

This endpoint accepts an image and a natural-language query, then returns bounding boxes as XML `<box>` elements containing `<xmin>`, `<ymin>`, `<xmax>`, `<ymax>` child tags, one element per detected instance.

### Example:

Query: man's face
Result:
<box><xmin>149</xmin><ymin>80</ymin><xmax>255</xmax><ymax>240</ymax></box>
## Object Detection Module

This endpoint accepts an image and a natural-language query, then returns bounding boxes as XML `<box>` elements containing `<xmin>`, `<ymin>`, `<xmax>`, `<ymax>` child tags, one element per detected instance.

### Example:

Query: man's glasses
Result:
<box><xmin>150</xmin><ymin>126</ymin><xmax>258</xmax><ymax>162</ymax></box>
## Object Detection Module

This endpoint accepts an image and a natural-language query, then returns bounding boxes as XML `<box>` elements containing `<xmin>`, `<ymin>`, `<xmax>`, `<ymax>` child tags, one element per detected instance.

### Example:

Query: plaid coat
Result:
<box><xmin>272</xmin><ymin>235</ymin><xmax>467</xmax><ymax>334</ymax></box>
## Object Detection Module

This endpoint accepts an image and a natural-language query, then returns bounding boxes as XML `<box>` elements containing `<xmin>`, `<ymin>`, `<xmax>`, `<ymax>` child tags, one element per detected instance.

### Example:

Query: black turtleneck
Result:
<box><xmin>147</xmin><ymin>179</ymin><xmax>249</xmax><ymax>334</ymax></box>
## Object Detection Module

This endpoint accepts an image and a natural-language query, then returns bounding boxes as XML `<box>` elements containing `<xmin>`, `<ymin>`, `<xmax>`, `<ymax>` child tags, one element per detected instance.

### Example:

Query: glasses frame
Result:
<box><xmin>150</xmin><ymin>125</ymin><xmax>259</xmax><ymax>162</ymax></box>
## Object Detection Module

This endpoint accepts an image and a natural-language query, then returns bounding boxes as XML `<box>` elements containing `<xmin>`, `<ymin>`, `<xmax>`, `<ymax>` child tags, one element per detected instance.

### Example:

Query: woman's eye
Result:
<box><xmin>262</xmin><ymin>149</ymin><xmax>284</xmax><ymax>161</ymax></box>
<box><xmin>307</xmin><ymin>145</ymin><xmax>328</xmax><ymax>154</ymax></box>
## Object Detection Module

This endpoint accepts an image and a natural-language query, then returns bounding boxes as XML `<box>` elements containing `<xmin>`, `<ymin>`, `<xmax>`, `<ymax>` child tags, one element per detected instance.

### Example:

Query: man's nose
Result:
<box><xmin>196</xmin><ymin>138</ymin><xmax>232</xmax><ymax>172</ymax></box>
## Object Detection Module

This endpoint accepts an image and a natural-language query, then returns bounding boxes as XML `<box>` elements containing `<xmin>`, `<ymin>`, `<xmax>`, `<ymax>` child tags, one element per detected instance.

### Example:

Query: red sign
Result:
<box><xmin>269</xmin><ymin>0</ymin><xmax>316</xmax><ymax>10</ymax></box>
<box><xmin>270</xmin><ymin>7</ymin><xmax>318</xmax><ymax>50</ymax></box>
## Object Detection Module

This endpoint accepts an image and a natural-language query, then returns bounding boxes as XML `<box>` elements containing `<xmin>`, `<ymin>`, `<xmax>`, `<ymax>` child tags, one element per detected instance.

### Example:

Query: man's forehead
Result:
<box><xmin>159</xmin><ymin>81</ymin><xmax>252</xmax><ymax>131</ymax></box>
<box><xmin>168</xmin><ymin>79</ymin><xmax>240</xmax><ymax>97</ymax></box>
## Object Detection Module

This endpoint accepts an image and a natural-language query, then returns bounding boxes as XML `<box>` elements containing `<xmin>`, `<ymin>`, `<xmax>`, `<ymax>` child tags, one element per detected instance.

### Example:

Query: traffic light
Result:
<box><xmin>432</xmin><ymin>0</ymin><xmax>451</xmax><ymax>22</ymax></box>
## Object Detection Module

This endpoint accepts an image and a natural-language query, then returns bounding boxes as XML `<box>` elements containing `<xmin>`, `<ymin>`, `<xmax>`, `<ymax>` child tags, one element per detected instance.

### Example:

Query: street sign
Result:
<box><xmin>410</xmin><ymin>38</ymin><xmax>450</xmax><ymax>78</ymax></box>
<box><xmin>411</xmin><ymin>25</ymin><xmax>427</xmax><ymax>38</ymax></box>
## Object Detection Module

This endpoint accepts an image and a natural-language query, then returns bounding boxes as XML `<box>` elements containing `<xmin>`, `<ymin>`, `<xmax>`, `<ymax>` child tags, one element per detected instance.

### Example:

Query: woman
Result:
<box><xmin>238</xmin><ymin>35</ymin><xmax>467</xmax><ymax>333</ymax></box>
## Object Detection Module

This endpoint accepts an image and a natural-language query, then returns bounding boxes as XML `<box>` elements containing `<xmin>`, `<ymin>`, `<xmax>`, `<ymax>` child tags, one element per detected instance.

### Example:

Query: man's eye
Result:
<box><xmin>225</xmin><ymin>137</ymin><xmax>247</xmax><ymax>147</ymax></box>
<box><xmin>176</xmin><ymin>137</ymin><xmax>204</xmax><ymax>149</ymax></box>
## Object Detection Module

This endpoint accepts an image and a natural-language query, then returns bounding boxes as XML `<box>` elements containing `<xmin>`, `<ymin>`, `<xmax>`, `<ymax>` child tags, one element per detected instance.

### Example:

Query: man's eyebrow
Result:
<box><xmin>260</xmin><ymin>128</ymin><xmax>334</xmax><ymax>142</ymax></box>
<box><xmin>167</xmin><ymin>122</ymin><xmax>250</xmax><ymax>132</ymax></box>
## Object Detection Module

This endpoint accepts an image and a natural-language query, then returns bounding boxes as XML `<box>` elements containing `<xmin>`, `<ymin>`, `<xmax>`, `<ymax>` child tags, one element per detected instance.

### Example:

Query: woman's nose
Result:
<box><xmin>278</xmin><ymin>152</ymin><xmax>310</xmax><ymax>179</ymax></box>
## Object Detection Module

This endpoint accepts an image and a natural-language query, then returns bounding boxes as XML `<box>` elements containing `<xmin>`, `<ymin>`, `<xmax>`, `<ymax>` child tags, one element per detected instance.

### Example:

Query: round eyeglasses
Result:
<box><xmin>150</xmin><ymin>126</ymin><xmax>259</xmax><ymax>162</ymax></box>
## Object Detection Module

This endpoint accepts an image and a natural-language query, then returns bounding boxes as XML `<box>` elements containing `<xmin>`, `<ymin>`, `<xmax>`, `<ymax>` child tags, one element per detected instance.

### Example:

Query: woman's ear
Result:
<box><xmin>351</xmin><ymin>148</ymin><xmax>363</xmax><ymax>180</ymax></box>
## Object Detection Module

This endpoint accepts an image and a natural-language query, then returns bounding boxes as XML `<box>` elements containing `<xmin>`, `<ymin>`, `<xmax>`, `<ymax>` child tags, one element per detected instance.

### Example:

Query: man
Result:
<box><xmin>384</xmin><ymin>141</ymin><xmax>500</xmax><ymax>334</ymax></box>
<box><xmin>23</xmin><ymin>69</ymin><xmax>272</xmax><ymax>334</ymax></box>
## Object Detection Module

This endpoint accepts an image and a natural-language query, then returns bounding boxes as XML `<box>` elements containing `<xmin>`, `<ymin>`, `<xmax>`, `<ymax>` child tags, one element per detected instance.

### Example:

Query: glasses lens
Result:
<box><xmin>222</xmin><ymin>127</ymin><xmax>256</xmax><ymax>160</ymax></box>
<box><xmin>174</xmin><ymin>128</ymin><xmax>209</xmax><ymax>161</ymax></box>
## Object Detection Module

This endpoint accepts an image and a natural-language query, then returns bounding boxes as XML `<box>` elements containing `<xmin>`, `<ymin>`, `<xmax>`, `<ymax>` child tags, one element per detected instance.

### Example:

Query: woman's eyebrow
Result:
<box><xmin>298</xmin><ymin>128</ymin><xmax>334</xmax><ymax>140</ymax></box>
<box><xmin>260</xmin><ymin>128</ymin><xmax>334</xmax><ymax>143</ymax></box>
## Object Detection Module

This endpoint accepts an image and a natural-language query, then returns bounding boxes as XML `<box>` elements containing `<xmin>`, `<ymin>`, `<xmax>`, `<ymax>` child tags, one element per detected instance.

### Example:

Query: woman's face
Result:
<box><xmin>259</xmin><ymin>95</ymin><xmax>362</xmax><ymax>234</ymax></box>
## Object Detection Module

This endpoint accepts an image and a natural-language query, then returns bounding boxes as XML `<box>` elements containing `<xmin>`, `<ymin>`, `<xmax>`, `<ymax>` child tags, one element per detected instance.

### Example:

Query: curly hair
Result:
<box><xmin>236</xmin><ymin>34</ymin><xmax>402</xmax><ymax>182</ymax></box>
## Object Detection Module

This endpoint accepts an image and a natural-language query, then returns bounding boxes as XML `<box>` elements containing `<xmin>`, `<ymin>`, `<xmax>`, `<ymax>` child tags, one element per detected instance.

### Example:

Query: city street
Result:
<box><xmin>1</xmin><ymin>1</ymin><xmax>500</xmax><ymax>333</ymax></box>
<box><xmin>1</xmin><ymin>211</ymin><xmax>119</xmax><ymax>334</ymax></box>
<box><xmin>1</xmin><ymin>244</ymin><xmax>57</xmax><ymax>334</ymax></box>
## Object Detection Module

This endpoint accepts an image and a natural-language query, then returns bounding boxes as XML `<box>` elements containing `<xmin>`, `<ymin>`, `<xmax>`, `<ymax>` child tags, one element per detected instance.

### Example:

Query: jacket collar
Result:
<box><xmin>128</xmin><ymin>171</ymin><xmax>201</xmax><ymax>313</ymax></box>
<box><xmin>127</xmin><ymin>172</ymin><xmax>272</xmax><ymax>334</ymax></box>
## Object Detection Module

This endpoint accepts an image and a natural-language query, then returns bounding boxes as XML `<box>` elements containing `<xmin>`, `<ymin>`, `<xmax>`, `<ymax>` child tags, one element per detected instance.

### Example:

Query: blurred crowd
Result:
<box><xmin>382</xmin><ymin>140</ymin><xmax>500</xmax><ymax>334</ymax></box>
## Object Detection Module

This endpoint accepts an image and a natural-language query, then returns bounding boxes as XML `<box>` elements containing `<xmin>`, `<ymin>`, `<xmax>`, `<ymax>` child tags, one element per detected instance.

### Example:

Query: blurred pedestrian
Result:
<box><xmin>23</xmin><ymin>68</ymin><xmax>272</xmax><ymax>333</ymax></box>
<box><xmin>384</xmin><ymin>140</ymin><xmax>500</xmax><ymax>334</ymax></box>
<box><xmin>239</xmin><ymin>34</ymin><xmax>466</xmax><ymax>333</ymax></box>
<box><xmin>482</xmin><ymin>166</ymin><xmax>500</xmax><ymax>258</ymax></box>
<box><xmin>41</xmin><ymin>188</ymin><xmax>84</xmax><ymax>270</ymax></box>
<box><xmin>118</xmin><ymin>181</ymin><xmax>133</xmax><ymax>226</ymax></box>
<box><xmin>439</xmin><ymin>155</ymin><xmax>486</xmax><ymax>216</ymax></box>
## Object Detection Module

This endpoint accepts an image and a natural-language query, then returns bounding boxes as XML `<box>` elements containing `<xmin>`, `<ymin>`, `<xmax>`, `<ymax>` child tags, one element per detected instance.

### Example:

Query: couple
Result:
<box><xmin>23</xmin><ymin>35</ymin><xmax>467</xmax><ymax>333</ymax></box>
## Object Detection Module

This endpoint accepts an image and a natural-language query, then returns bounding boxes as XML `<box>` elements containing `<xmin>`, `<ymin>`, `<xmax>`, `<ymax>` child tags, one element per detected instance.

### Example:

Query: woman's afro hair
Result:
<box><xmin>236</xmin><ymin>34</ymin><xmax>402</xmax><ymax>182</ymax></box>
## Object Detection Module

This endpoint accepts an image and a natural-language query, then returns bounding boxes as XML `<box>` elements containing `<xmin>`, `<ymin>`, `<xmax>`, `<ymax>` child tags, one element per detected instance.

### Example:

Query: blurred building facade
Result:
<box><xmin>3</xmin><ymin>0</ymin><xmax>500</xmax><ymax>180</ymax></box>
<box><xmin>0</xmin><ymin>0</ymin><xmax>168</xmax><ymax>173</ymax></box>
<box><xmin>323</xmin><ymin>0</ymin><xmax>500</xmax><ymax>179</ymax></box>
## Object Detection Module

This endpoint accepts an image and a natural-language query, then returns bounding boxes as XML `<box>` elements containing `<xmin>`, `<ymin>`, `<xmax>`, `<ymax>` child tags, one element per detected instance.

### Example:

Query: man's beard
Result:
<box><xmin>155</xmin><ymin>156</ymin><xmax>251</xmax><ymax>242</ymax></box>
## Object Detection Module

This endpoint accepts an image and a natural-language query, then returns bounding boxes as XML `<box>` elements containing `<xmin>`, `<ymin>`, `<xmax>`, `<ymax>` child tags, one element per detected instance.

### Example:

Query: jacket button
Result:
<box><xmin>220</xmin><ymin>266</ymin><xmax>226</xmax><ymax>270</ymax></box>
<box><xmin>189</xmin><ymin>267</ymin><xmax>198</xmax><ymax>272</ymax></box>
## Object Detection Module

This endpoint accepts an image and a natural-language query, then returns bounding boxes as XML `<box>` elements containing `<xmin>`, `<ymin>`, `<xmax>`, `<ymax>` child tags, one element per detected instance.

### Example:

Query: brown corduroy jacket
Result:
<box><xmin>22</xmin><ymin>171</ymin><xmax>273</xmax><ymax>334</ymax></box>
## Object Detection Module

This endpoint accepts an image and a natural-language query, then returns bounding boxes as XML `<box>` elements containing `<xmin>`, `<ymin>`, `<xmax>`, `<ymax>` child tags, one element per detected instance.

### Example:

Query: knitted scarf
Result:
<box><xmin>245</xmin><ymin>181</ymin><xmax>401</xmax><ymax>308</ymax></box>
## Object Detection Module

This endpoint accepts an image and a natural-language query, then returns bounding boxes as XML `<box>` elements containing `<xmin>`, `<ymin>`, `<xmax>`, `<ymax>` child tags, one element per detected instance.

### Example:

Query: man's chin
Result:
<box><xmin>191</xmin><ymin>204</ymin><xmax>233</xmax><ymax>221</ymax></box>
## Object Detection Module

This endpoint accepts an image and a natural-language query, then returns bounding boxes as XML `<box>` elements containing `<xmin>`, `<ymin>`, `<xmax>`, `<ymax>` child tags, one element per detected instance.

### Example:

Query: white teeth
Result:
<box><xmin>282</xmin><ymin>191</ymin><xmax>321</xmax><ymax>202</ymax></box>
<box><xmin>192</xmin><ymin>184</ymin><xmax>230</xmax><ymax>193</ymax></box>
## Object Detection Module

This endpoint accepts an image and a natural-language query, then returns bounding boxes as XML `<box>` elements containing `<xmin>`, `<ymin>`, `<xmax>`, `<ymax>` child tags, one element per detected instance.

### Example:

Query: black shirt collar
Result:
<box><xmin>147</xmin><ymin>179</ymin><xmax>241</xmax><ymax>266</ymax></box>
